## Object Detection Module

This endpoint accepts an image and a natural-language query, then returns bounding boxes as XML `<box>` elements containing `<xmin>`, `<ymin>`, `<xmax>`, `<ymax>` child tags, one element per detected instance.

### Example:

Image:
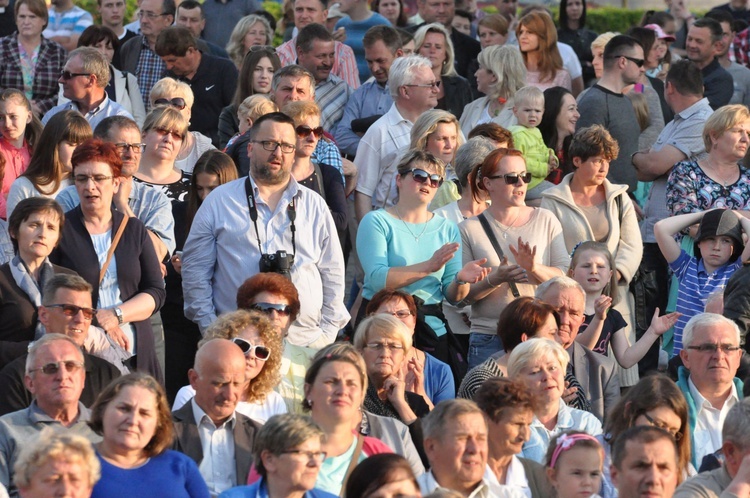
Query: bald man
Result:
<box><xmin>172</xmin><ymin>339</ymin><xmax>261</xmax><ymax>497</ymax></box>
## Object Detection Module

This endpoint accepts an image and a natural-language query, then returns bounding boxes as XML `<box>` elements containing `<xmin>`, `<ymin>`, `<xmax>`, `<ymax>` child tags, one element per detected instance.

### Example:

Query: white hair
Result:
<box><xmin>535</xmin><ymin>275</ymin><xmax>584</xmax><ymax>302</ymax></box>
<box><xmin>388</xmin><ymin>55</ymin><xmax>433</xmax><ymax>100</ymax></box>
<box><xmin>682</xmin><ymin>313</ymin><xmax>741</xmax><ymax>349</ymax></box>
<box><xmin>507</xmin><ymin>338</ymin><xmax>569</xmax><ymax>379</ymax></box>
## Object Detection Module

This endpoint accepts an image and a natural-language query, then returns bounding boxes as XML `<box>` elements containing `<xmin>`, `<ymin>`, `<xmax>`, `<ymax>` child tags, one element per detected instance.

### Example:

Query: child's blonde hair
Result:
<box><xmin>569</xmin><ymin>241</ymin><xmax>619</xmax><ymax>303</ymax></box>
<box><xmin>513</xmin><ymin>85</ymin><xmax>545</xmax><ymax>110</ymax></box>
<box><xmin>238</xmin><ymin>94</ymin><xmax>278</xmax><ymax>123</ymax></box>
<box><xmin>628</xmin><ymin>92</ymin><xmax>650</xmax><ymax>132</ymax></box>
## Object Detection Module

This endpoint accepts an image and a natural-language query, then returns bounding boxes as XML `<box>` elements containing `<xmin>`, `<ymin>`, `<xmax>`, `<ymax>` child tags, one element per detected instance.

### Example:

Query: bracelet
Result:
<box><xmin>455</xmin><ymin>276</ymin><xmax>469</xmax><ymax>286</ymax></box>
<box><xmin>486</xmin><ymin>274</ymin><xmax>500</xmax><ymax>288</ymax></box>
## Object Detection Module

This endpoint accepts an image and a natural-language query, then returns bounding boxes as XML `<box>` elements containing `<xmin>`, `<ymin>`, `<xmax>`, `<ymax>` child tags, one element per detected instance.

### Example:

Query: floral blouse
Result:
<box><xmin>666</xmin><ymin>159</ymin><xmax>750</xmax><ymax>215</ymax></box>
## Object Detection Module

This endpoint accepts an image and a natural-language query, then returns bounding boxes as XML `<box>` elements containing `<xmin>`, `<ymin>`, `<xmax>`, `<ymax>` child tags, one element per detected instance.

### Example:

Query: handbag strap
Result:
<box><xmin>477</xmin><ymin>212</ymin><xmax>520</xmax><ymax>298</ymax></box>
<box><xmin>99</xmin><ymin>215</ymin><xmax>129</xmax><ymax>285</ymax></box>
<box><xmin>340</xmin><ymin>434</ymin><xmax>365</xmax><ymax>497</ymax></box>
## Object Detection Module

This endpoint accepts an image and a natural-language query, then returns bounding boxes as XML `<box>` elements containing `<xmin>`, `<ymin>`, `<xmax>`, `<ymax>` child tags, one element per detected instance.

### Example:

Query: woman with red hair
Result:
<box><xmin>516</xmin><ymin>12</ymin><xmax>572</xmax><ymax>91</ymax></box>
<box><xmin>51</xmin><ymin>138</ymin><xmax>165</xmax><ymax>381</ymax></box>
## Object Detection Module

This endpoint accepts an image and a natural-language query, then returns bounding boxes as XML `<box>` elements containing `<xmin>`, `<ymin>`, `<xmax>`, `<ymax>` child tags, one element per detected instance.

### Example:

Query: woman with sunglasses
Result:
<box><xmin>149</xmin><ymin>78</ymin><xmax>216</xmax><ymax>174</ymax></box>
<box><xmin>218</xmin><ymin>46</ymin><xmax>281</xmax><ymax>149</ymax></box>
<box><xmin>51</xmin><ymin>138</ymin><xmax>165</xmax><ymax>382</ymax></box>
<box><xmin>459</xmin><ymin>148</ymin><xmax>568</xmax><ymax>369</ymax></box>
<box><xmin>172</xmin><ymin>310</ymin><xmax>287</xmax><ymax>423</ymax></box>
<box><xmin>282</xmin><ymin>101</ymin><xmax>347</xmax><ymax>233</ymax></box>
<box><xmin>356</xmin><ymin>150</ymin><xmax>490</xmax><ymax>384</ymax></box>
<box><xmin>236</xmin><ymin>272</ymin><xmax>316</xmax><ymax>415</ymax></box>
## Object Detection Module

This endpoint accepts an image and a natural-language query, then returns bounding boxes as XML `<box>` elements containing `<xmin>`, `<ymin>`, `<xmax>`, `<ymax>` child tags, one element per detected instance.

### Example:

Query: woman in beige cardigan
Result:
<box><xmin>540</xmin><ymin>125</ymin><xmax>643</xmax><ymax>385</ymax></box>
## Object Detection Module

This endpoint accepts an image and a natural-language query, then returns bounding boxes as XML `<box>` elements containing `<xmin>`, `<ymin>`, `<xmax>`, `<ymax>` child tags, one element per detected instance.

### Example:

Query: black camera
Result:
<box><xmin>259</xmin><ymin>250</ymin><xmax>294</xmax><ymax>279</ymax></box>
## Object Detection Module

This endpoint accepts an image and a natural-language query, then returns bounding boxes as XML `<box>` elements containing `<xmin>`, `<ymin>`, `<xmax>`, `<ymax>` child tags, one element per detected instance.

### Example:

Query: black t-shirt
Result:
<box><xmin>581</xmin><ymin>308</ymin><xmax>627</xmax><ymax>356</ymax></box>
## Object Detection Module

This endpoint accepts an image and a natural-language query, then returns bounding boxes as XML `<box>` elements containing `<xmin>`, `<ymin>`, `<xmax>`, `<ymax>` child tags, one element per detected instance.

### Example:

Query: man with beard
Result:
<box><xmin>182</xmin><ymin>112</ymin><xmax>348</xmax><ymax>348</ymax></box>
<box><xmin>295</xmin><ymin>23</ymin><xmax>352</xmax><ymax>132</ymax></box>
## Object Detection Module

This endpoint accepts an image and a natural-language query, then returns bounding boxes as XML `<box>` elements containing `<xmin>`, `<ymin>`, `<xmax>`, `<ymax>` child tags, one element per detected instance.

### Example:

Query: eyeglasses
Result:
<box><xmin>488</xmin><ymin>172</ymin><xmax>533</xmax><ymax>185</ymax></box>
<box><xmin>153</xmin><ymin>97</ymin><xmax>187</xmax><ymax>110</ymax></box>
<box><xmin>383</xmin><ymin>309</ymin><xmax>413</xmax><ymax>319</ymax></box>
<box><xmin>251</xmin><ymin>302</ymin><xmax>292</xmax><ymax>317</ymax></box>
<box><xmin>404</xmin><ymin>80</ymin><xmax>441</xmax><ymax>89</ymax></box>
<box><xmin>408</xmin><ymin>168</ymin><xmax>443</xmax><ymax>188</ymax></box>
<box><xmin>279</xmin><ymin>450</ymin><xmax>327</xmax><ymax>463</ymax></box>
<box><xmin>642</xmin><ymin>412</ymin><xmax>682</xmax><ymax>440</ymax></box>
<box><xmin>365</xmin><ymin>341</ymin><xmax>405</xmax><ymax>352</ymax></box>
<box><xmin>686</xmin><ymin>343</ymin><xmax>742</xmax><ymax>354</ymax></box>
<box><xmin>29</xmin><ymin>360</ymin><xmax>85</xmax><ymax>375</ymax></box>
<box><xmin>251</xmin><ymin>140</ymin><xmax>296</xmax><ymax>154</ymax></box>
<box><xmin>608</xmin><ymin>55</ymin><xmax>645</xmax><ymax>67</ymax></box>
<box><xmin>137</xmin><ymin>10</ymin><xmax>169</xmax><ymax>19</ymax></box>
<box><xmin>295</xmin><ymin>125</ymin><xmax>325</xmax><ymax>138</ymax></box>
<box><xmin>44</xmin><ymin>304</ymin><xmax>97</xmax><ymax>320</ymax></box>
<box><xmin>249</xmin><ymin>45</ymin><xmax>276</xmax><ymax>53</ymax></box>
<box><xmin>114</xmin><ymin>142</ymin><xmax>145</xmax><ymax>154</ymax></box>
<box><xmin>232</xmin><ymin>337</ymin><xmax>271</xmax><ymax>360</ymax></box>
<box><xmin>60</xmin><ymin>70</ymin><xmax>91</xmax><ymax>80</ymax></box>
<box><xmin>152</xmin><ymin>127</ymin><xmax>184</xmax><ymax>141</ymax></box>
<box><xmin>74</xmin><ymin>174</ymin><xmax>114</xmax><ymax>185</ymax></box>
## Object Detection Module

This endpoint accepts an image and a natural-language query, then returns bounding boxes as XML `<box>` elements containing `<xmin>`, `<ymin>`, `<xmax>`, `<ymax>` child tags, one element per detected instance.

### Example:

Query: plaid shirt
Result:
<box><xmin>0</xmin><ymin>33</ymin><xmax>66</xmax><ymax>115</ymax></box>
<box><xmin>135</xmin><ymin>36</ymin><xmax>166</xmax><ymax>112</ymax></box>
<box><xmin>315</xmin><ymin>73</ymin><xmax>351</xmax><ymax>132</ymax></box>
<box><xmin>733</xmin><ymin>27</ymin><xmax>750</xmax><ymax>67</ymax></box>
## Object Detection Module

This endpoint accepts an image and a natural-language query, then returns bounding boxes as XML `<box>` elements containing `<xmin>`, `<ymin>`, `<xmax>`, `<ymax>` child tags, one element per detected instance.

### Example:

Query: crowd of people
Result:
<box><xmin>1</xmin><ymin>0</ymin><xmax>750</xmax><ymax>495</ymax></box>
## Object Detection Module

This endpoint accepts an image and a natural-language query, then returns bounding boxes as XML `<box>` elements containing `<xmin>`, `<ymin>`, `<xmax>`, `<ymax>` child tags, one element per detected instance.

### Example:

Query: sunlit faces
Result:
<box><xmin>365</xmin><ymin>40</ymin><xmax>399</xmax><ymax>85</ymax></box>
<box><xmin>238</xmin><ymin>325</ymin><xmax>267</xmax><ymax>381</ymax></box>
<box><xmin>160</xmin><ymin>47</ymin><xmax>200</xmax><ymax>78</ymax></box>
<box><xmin>555</xmin><ymin>93</ymin><xmax>579</xmax><ymax>138</ymax></box>
<box><xmin>92</xmin><ymin>38</ymin><xmax>115</xmax><ymax>64</ymax></box>
<box><xmin>262</xmin><ymin>437</ymin><xmax>325</xmax><ymax>492</ymax></box>
<box><xmin>570</xmin><ymin>249</ymin><xmax>612</xmax><ymax>295</ymax></box>
<box><xmin>402</xmin><ymin>65</ymin><xmax>439</xmax><ymax>110</ymax></box>
<box><xmin>686</xmin><ymin>25</ymin><xmax>716</xmax><ymax>66</ymax></box>
<box><xmin>572</xmin><ymin>154</ymin><xmax>609</xmax><ymax>186</ymax></box>
<box><xmin>539</xmin><ymin>286</ymin><xmax>585</xmax><ymax>349</ymax></box>
<box><xmin>709</xmin><ymin>121</ymin><xmax>750</xmax><ymax>161</ymax></box>
<box><xmin>513</xmin><ymin>100</ymin><xmax>544</xmax><ymax>127</ymax></box>
<box><xmin>592</xmin><ymin>46</ymin><xmax>605</xmax><ymax>79</ymax></box>
<box><xmin>18</xmin><ymin>457</ymin><xmax>93</xmax><ymax>498</ymax></box>
<box><xmin>108</xmin><ymin>125</ymin><xmax>142</xmax><ymax>177</ymax></box>
<box><xmin>361</xmin><ymin>331</ymin><xmax>406</xmax><ymax>382</ymax></box>
<box><xmin>24</xmin><ymin>340</ymin><xmax>86</xmax><ymax>409</ymax></box>
<box><xmin>419</xmin><ymin>0</ymin><xmax>454</xmax><ymax>26</ymax></box>
<box><xmin>377</xmin><ymin>0</ymin><xmax>401</xmax><ymax>26</ymax></box>
<box><xmin>401</xmin><ymin>39</ymin><xmax>416</xmax><ymax>56</ymax></box>
<box><xmin>610</xmin><ymin>438</ymin><xmax>678</xmax><ymax>498</ymax></box>
<box><xmin>13</xmin><ymin>210</ymin><xmax>61</xmax><ymax>263</ymax></box>
<box><xmin>15</xmin><ymin>4</ymin><xmax>45</xmax><ymax>38</ymax></box>
<box><xmin>59</xmin><ymin>55</ymin><xmax>93</xmax><ymax>102</ymax></box>
<box><xmin>297</xmin><ymin>39</ymin><xmax>335</xmax><ymax>82</ymax></box>
<box><xmin>175</xmin><ymin>6</ymin><xmax>205</xmax><ymax>38</ymax></box>
<box><xmin>0</xmin><ymin>98</ymin><xmax>32</xmax><ymax>144</ymax></box>
<box><xmin>295</xmin><ymin>114</ymin><xmax>321</xmax><ymax>158</ymax></box>
<box><xmin>74</xmin><ymin>160</ymin><xmax>121</xmax><ymax>214</ymax></box>
<box><xmin>426</xmin><ymin>122</ymin><xmax>459</xmax><ymax>165</ymax></box>
<box><xmin>251</xmin><ymin>291</ymin><xmax>292</xmax><ymax>334</ymax></box>
<box><xmin>195</xmin><ymin>172</ymin><xmax>220</xmax><ymax>201</ymax></box>
<box><xmin>98</xmin><ymin>0</ymin><xmax>126</xmax><ymax>28</ymax></box>
<box><xmin>696</xmin><ymin>236</ymin><xmax>735</xmax><ymax>272</ymax></box>
<box><xmin>548</xmin><ymin>446</ymin><xmax>603</xmax><ymax>498</ymax></box>
<box><xmin>38</xmin><ymin>288</ymin><xmax>94</xmax><ymax>346</ymax></box>
<box><xmin>294</xmin><ymin>0</ymin><xmax>328</xmax><ymax>30</ymax></box>
<box><xmin>488</xmin><ymin>406</ymin><xmax>533</xmax><ymax>456</ymax></box>
<box><xmin>478</xmin><ymin>25</ymin><xmax>507</xmax><ymax>48</ymax></box>
<box><xmin>621</xmin><ymin>45</ymin><xmax>646</xmax><ymax>85</ymax></box>
<box><xmin>143</xmin><ymin>125</ymin><xmax>183</xmax><ymax>161</ymax></box>
<box><xmin>396</xmin><ymin>160</ymin><xmax>442</xmax><ymax>203</ymax></box>
<box><xmin>482</xmin><ymin>155</ymin><xmax>529</xmax><ymax>207</ymax></box>
<box><xmin>418</xmin><ymin>31</ymin><xmax>448</xmax><ymax>71</ymax></box>
<box><xmin>138</xmin><ymin>0</ymin><xmax>173</xmax><ymax>38</ymax></box>
<box><xmin>243</xmin><ymin>21</ymin><xmax>269</xmax><ymax>51</ymax></box>
<box><xmin>474</xmin><ymin>64</ymin><xmax>497</xmax><ymax>95</ymax></box>
<box><xmin>273</xmin><ymin>75</ymin><xmax>313</xmax><ymax>105</ymax></box>
<box><xmin>303</xmin><ymin>361</ymin><xmax>364</xmax><ymax>421</ymax></box>
<box><xmin>247</xmin><ymin>120</ymin><xmax>297</xmax><ymax>185</ymax></box>
<box><xmin>252</xmin><ymin>56</ymin><xmax>275</xmax><ymax>94</ymax></box>
<box><xmin>100</xmin><ymin>385</ymin><xmax>159</xmax><ymax>454</ymax></box>
<box><xmin>680</xmin><ymin>321</ymin><xmax>742</xmax><ymax>390</ymax></box>
<box><xmin>424</xmin><ymin>412</ymin><xmax>488</xmax><ymax>491</ymax></box>
<box><xmin>518</xmin><ymin>353</ymin><xmax>565</xmax><ymax>403</ymax></box>
<box><xmin>517</xmin><ymin>25</ymin><xmax>540</xmax><ymax>53</ymax></box>
<box><xmin>189</xmin><ymin>348</ymin><xmax>247</xmax><ymax>424</ymax></box>
<box><xmin>633</xmin><ymin>406</ymin><xmax>683</xmax><ymax>439</ymax></box>
<box><xmin>536</xmin><ymin>313</ymin><xmax>559</xmax><ymax>341</ymax></box>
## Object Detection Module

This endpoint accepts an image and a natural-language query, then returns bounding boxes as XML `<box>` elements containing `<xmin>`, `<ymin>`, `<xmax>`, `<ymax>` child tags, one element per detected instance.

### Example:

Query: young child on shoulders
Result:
<box><xmin>654</xmin><ymin>209</ymin><xmax>750</xmax><ymax>354</ymax></box>
<box><xmin>509</xmin><ymin>85</ymin><xmax>557</xmax><ymax>204</ymax></box>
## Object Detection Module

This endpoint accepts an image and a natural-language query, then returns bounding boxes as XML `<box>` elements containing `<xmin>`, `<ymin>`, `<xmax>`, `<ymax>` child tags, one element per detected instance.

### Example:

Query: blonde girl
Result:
<box><xmin>545</xmin><ymin>430</ymin><xmax>604</xmax><ymax>498</ymax></box>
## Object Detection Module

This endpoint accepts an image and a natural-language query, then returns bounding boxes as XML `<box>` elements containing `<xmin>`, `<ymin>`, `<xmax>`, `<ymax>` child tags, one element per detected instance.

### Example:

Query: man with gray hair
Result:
<box><xmin>677</xmin><ymin>313</ymin><xmax>744</xmax><ymax>468</ymax></box>
<box><xmin>674</xmin><ymin>397</ymin><xmax>750</xmax><ymax>497</ymax></box>
<box><xmin>0</xmin><ymin>333</ymin><xmax>99</xmax><ymax>497</ymax></box>
<box><xmin>418</xmin><ymin>398</ymin><xmax>523</xmax><ymax>497</ymax></box>
<box><xmin>42</xmin><ymin>47</ymin><xmax>132</xmax><ymax>128</ymax></box>
<box><xmin>536</xmin><ymin>276</ymin><xmax>620</xmax><ymax>422</ymax></box>
<box><xmin>354</xmin><ymin>55</ymin><xmax>439</xmax><ymax>222</ymax></box>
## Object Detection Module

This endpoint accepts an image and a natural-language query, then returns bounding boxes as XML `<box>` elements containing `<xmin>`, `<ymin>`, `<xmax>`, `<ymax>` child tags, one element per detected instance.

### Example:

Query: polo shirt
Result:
<box><xmin>42</xmin><ymin>95</ymin><xmax>133</xmax><ymax>130</ymax></box>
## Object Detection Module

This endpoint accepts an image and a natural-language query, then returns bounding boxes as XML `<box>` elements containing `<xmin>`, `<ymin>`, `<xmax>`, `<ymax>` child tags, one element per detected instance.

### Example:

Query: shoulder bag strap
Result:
<box><xmin>99</xmin><ymin>215</ymin><xmax>129</xmax><ymax>285</ymax></box>
<box><xmin>340</xmin><ymin>433</ymin><xmax>365</xmax><ymax>497</ymax></box>
<box><xmin>478</xmin><ymin>212</ymin><xmax>520</xmax><ymax>298</ymax></box>
<box><xmin>313</xmin><ymin>162</ymin><xmax>327</xmax><ymax>199</ymax></box>
<box><xmin>615</xmin><ymin>193</ymin><xmax>623</xmax><ymax>226</ymax></box>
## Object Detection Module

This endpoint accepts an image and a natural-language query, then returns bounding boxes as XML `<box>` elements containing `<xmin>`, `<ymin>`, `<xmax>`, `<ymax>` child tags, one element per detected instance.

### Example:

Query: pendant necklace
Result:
<box><xmin>497</xmin><ymin>209</ymin><xmax>521</xmax><ymax>239</ymax></box>
<box><xmin>394</xmin><ymin>205</ymin><xmax>428</xmax><ymax>242</ymax></box>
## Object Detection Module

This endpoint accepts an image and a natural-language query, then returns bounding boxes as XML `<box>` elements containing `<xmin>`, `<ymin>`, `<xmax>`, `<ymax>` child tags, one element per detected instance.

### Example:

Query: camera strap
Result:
<box><xmin>244</xmin><ymin>177</ymin><xmax>297</xmax><ymax>257</ymax></box>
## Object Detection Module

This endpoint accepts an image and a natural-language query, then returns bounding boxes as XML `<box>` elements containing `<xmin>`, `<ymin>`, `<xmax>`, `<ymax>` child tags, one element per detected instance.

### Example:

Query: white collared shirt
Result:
<box><xmin>191</xmin><ymin>398</ymin><xmax>237</xmax><ymax>496</ymax></box>
<box><xmin>503</xmin><ymin>456</ymin><xmax>532</xmax><ymax>498</ymax></box>
<box><xmin>688</xmin><ymin>377</ymin><xmax>739</xmax><ymax>465</ymax></box>
<box><xmin>418</xmin><ymin>468</ymin><xmax>526</xmax><ymax>498</ymax></box>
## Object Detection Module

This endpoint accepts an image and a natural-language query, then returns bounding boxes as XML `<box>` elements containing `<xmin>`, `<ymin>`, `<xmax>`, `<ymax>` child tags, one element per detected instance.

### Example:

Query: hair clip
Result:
<box><xmin>549</xmin><ymin>433</ymin><xmax>600</xmax><ymax>468</ymax></box>
<box><xmin>570</xmin><ymin>241</ymin><xmax>584</xmax><ymax>259</ymax></box>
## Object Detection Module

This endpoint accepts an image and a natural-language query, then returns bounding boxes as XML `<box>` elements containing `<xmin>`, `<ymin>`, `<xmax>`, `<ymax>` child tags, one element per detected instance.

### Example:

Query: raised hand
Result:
<box><xmin>426</xmin><ymin>243</ymin><xmax>460</xmax><ymax>273</ymax></box>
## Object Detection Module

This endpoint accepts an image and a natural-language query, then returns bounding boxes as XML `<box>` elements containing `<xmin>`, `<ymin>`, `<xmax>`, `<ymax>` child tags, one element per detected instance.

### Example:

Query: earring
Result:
<box><xmin>307</xmin><ymin>399</ymin><xmax>313</xmax><ymax>407</ymax></box>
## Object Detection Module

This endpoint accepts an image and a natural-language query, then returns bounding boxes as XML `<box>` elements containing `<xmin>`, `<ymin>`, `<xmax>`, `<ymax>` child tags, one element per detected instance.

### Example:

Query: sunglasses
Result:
<box><xmin>295</xmin><ymin>125</ymin><xmax>325</xmax><ymax>138</ymax></box>
<box><xmin>29</xmin><ymin>360</ymin><xmax>85</xmax><ymax>375</ymax></box>
<box><xmin>60</xmin><ymin>70</ymin><xmax>91</xmax><ymax>80</ymax></box>
<box><xmin>154</xmin><ymin>97</ymin><xmax>187</xmax><ymax>110</ymax></box>
<box><xmin>608</xmin><ymin>55</ymin><xmax>645</xmax><ymax>67</ymax></box>
<box><xmin>251</xmin><ymin>302</ymin><xmax>292</xmax><ymax>317</ymax></box>
<box><xmin>249</xmin><ymin>45</ymin><xmax>276</xmax><ymax>53</ymax></box>
<box><xmin>488</xmin><ymin>172</ymin><xmax>532</xmax><ymax>185</ymax></box>
<box><xmin>153</xmin><ymin>127</ymin><xmax>184</xmax><ymax>141</ymax></box>
<box><xmin>232</xmin><ymin>337</ymin><xmax>271</xmax><ymax>360</ymax></box>
<box><xmin>408</xmin><ymin>168</ymin><xmax>443</xmax><ymax>188</ymax></box>
<box><xmin>45</xmin><ymin>304</ymin><xmax>97</xmax><ymax>320</ymax></box>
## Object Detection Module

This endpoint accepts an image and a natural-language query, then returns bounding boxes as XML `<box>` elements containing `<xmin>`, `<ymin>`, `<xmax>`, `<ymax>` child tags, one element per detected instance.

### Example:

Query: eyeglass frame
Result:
<box><xmin>404</xmin><ymin>80</ymin><xmax>441</xmax><ymax>89</ymax></box>
<box><xmin>44</xmin><ymin>303</ymin><xmax>98</xmax><ymax>320</ymax></box>
<box><xmin>60</xmin><ymin>70</ymin><xmax>91</xmax><ymax>80</ymax></box>
<box><xmin>486</xmin><ymin>172</ymin><xmax>533</xmax><ymax>185</ymax></box>
<box><xmin>153</xmin><ymin>97</ymin><xmax>187</xmax><ymax>110</ymax></box>
<box><xmin>685</xmin><ymin>343</ymin><xmax>743</xmax><ymax>354</ymax></box>
<box><xmin>607</xmin><ymin>54</ymin><xmax>645</xmax><ymax>67</ymax></box>
<box><xmin>251</xmin><ymin>140</ymin><xmax>296</xmax><ymax>154</ymax></box>
<box><xmin>114</xmin><ymin>142</ymin><xmax>145</xmax><ymax>154</ymax></box>
<box><xmin>365</xmin><ymin>341</ymin><xmax>405</xmax><ymax>352</ymax></box>
<box><xmin>28</xmin><ymin>360</ymin><xmax>85</xmax><ymax>375</ymax></box>
<box><xmin>407</xmin><ymin>168</ymin><xmax>444</xmax><ymax>188</ymax></box>
<box><xmin>73</xmin><ymin>174</ymin><xmax>115</xmax><ymax>185</ymax></box>
<box><xmin>231</xmin><ymin>337</ymin><xmax>271</xmax><ymax>360</ymax></box>
<box><xmin>641</xmin><ymin>412</ymin><xmax>683</xmax><ymax>440</ymax></box>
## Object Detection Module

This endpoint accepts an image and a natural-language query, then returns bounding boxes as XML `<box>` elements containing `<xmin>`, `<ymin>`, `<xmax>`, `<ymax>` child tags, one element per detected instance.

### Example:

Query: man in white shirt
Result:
<box><xmin>418</xmin><ymin>399</ymin><xmax>524</xmax><ymax>498</ymax></box>
<box><xmin>677</xmin><ymin>313</ymin><xmax>743</xmax><ymax>467</ymax></box>
<box><xmin>172</xmin><ymin>339</ymin><xmax>260</xmax><ymax>496</ymax></box>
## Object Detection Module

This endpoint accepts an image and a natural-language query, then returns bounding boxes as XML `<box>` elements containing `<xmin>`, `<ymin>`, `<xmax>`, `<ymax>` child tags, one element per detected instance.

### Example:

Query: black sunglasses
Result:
<box><xmin>45</xmin><ymin>304</ymin><xmax>97</xmax><ymax>320</ymax></box>
<box><xmin>60</xmin><ymin>70</ymin><xmax>91</xmax><ymax>80</ymax></box>
<box><xmin>232</xmin><ymin>337</ymin><xmax>271</xmax><ymax>360</ymax></box>
<box><xmin>252</xmin><ymin>302</ymin><xmax>292</xmax><ymax>317</ymax></box>
<box><xmin>295</xmin><ymin>125</ymin><xmax>325</xmax><ymax>138</ymax></box>
<box><xmin>608</xmin><ymin>55</ymin><xmax>645</xmax><ymax>67</ymax></box>
<box><xmin>154</xmin><ymin>97</ymin><xmax>187</xmax><ymax>110</ymax></box>
<box><xmin>488</xmin><ymin>172</ymin><xmax>532</xmax><ymax>185</ymax></box>
<box><xmin>408</xmin><ymin>168</ymin><xmax>443</xmax><ymax>188</ymax></box>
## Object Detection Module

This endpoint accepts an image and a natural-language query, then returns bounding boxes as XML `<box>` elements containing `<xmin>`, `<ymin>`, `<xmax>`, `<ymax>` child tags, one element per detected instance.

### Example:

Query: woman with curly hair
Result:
<box><xmin>172</xmin><ymin>309</ymin><xmax>286</xmax><ymax>423</ymax></box>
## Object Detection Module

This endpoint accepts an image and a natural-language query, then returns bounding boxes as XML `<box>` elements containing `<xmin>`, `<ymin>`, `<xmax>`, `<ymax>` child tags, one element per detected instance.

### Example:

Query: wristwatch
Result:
<box><xmin>455</xmin><ymin>276</ymin><xmax>470</xmax><ymax>286</ymax></box>
<box><xmin>114</xmin><ymin>307</ymin><xmax>124</xmax><ymax>325</ymax></box>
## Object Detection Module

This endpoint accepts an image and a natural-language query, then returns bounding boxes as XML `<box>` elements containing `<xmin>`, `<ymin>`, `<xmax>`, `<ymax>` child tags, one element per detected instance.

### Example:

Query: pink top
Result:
<box><xmin>525</xmin><ymin>69</ymin><xmax>572</xmax><ymax>92</ymax></box>
<box><xmin>0</xmin><ymin>137</ymin><xmax>31</xmax><ymax>219</ymax></box>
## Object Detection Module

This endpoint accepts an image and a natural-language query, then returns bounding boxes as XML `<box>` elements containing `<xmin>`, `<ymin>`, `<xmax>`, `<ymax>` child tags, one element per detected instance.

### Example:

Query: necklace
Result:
<box><xmin>705</xmin><ymin>158</ymin><xmax>736</xmax><ymax>187</ymax></box>
<box><xmin>394</xmin><ymin>205</ymin><xmax>428</xmax><ymax>242</ymax></box>
<box><xmin>497</xmin><ymin>209</ymin><xmax>521</xmax><ymax>239</ymax></box>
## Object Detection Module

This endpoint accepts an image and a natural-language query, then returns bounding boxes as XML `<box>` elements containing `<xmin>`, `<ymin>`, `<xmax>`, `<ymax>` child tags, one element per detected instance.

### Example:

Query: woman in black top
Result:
<box><xmin>557</xmin><ymin>0</ymin><xmax>598</xmax><ymax>87</ymax></box>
